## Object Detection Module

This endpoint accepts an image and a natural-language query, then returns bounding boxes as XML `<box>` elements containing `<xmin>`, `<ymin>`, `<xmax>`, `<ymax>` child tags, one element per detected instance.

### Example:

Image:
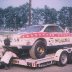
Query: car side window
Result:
<box><xmin>44</xmin><ymin>26</ymin><xmax>63</xmax><ymax>32</ymax></box>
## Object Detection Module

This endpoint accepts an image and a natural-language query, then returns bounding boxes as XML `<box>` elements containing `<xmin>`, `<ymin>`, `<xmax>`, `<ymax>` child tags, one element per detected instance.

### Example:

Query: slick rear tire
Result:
<box><xmin>29</xmin><ymin>40</ymin><xmax>46</xmax><ymax>59</ymax></box>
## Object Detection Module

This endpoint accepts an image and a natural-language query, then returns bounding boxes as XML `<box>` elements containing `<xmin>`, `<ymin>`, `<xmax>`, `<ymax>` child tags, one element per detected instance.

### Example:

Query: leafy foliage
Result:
<box><xmin>0</xmin><ymin>3</ymin><xmax>72</xmax><ymax>30</ymax></box>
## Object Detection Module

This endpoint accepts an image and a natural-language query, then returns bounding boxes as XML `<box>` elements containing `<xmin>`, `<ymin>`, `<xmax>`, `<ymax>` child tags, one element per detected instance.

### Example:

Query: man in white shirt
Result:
<box><xmin>0</xmin><ymin>47</ymin><xmax>19</xmax><ymax>69</ymax></box>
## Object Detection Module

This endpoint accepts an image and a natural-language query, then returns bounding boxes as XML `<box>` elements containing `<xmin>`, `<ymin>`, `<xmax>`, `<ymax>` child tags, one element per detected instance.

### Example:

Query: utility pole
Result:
<box><xmin>29</xmin><ymin>0</ymin><xmax>31</xmax><ymax>25</ymax></box>
<box><xmin>14</xmin><ymin>15</ymin><xmax>17</xmax><ymax>30</ymax></box>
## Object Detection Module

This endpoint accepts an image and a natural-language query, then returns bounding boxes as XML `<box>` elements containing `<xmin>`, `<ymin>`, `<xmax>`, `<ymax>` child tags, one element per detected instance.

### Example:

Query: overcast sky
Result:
<box><xmin>0</xmin><ymin>0</ymin><xmax>72</xmax><ymax>10</ymax></box>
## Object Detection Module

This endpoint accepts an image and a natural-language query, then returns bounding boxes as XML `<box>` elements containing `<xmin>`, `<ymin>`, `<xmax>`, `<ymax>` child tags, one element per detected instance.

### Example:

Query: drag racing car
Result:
<box><xmin>3</xmin><ymin>24</ymin><xmax>72</xmax><ymax>59</ymax></box>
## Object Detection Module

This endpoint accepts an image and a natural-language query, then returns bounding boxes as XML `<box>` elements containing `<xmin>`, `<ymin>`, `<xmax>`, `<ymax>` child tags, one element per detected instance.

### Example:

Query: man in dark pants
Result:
<box><xmin>0</xmin><ymin>47</ymin><xmax>19</xmax><ymax>69</ymax></box>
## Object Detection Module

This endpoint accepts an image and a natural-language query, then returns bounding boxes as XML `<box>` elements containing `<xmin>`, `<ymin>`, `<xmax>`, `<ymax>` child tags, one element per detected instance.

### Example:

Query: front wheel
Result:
<box><xmin>29</xmin><ymin>40</ymin><xmax>47</xmax><ymax>59</ymax></box>
<box><xmin>57</xmin><ymin>51</ymin><xmax>68</xmax><ymax>66</ymax></box>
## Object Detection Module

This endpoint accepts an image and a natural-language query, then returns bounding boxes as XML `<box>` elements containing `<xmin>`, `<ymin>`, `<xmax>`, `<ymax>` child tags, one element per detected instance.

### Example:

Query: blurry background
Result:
<box><xmin>0</xmin><ymin>0</ymin><xmax>72</xmax><ymax>31</ymax></box>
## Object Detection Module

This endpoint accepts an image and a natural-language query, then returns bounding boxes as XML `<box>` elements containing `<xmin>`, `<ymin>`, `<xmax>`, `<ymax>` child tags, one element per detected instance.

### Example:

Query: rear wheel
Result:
<box><xmin>68</xmin><ymin>52</ymin><xmax>72</xmax><ymax>63</ymax></box>
<box><xmin>57</xmin><ymin>51</ymin><xmax>68</xmax><ymax>66</ymax></box>
<box><xmin>29</xmin><ymin>40</ymin><xmax>46</xmax><ymax>59</ymax></box>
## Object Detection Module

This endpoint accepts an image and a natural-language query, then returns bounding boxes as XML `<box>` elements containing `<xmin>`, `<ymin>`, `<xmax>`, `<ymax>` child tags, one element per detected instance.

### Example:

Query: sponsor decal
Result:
<box><xmin>55</xmin><ymin>38</ymin><xmax>70</xmax><ymax>43</ymax></box>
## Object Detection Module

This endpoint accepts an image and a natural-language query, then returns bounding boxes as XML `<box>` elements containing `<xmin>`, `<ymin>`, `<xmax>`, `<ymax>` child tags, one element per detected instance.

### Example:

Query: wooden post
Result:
<box><xmin>29</xmin><ymin>0</ymin><xmax>31</xmax><ymax>25</ymax></box>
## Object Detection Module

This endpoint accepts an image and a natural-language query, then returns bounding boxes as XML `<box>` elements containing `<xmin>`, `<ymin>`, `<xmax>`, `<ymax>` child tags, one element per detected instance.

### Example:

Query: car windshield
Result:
<box><xmin>18</xmin><ymin>25</ymin><xmax>44</xmax><ymax>33</ymax></box>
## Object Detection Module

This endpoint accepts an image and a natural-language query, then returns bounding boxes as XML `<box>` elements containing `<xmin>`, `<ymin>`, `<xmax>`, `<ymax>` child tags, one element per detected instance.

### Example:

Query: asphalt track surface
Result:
<box><xmin>0</xmin><ymin>64</ymin><xmax>72</xmax><ymax>72</ymax></box>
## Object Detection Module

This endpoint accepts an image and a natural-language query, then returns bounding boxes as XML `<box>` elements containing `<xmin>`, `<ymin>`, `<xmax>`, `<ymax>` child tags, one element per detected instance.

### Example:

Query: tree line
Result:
<box><xmin>0</xmin><ymin>3</ymin><xmax>72</xmax><ymax>30</ymax></box>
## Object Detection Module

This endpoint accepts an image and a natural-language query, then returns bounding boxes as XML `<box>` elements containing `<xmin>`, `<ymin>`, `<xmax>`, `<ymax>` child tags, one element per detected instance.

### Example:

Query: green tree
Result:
<box><xmin>58</xmin><ymin>7</ymin><xmax>72</xmax><ymax>27</ymax></box>
<box><xmin>32</xmin><ymin>8</ymin><xmax>44</xmax><ymax>25</ymax></box>
<box><xmin>44</xmin><ymin>5</ymin><xmax>57</xmax><ymax>24</ymax></box>
<box><xmin>0</xmin><ymin>8</ymin><xmax>4</xmax><ymax>27</ymax></box>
